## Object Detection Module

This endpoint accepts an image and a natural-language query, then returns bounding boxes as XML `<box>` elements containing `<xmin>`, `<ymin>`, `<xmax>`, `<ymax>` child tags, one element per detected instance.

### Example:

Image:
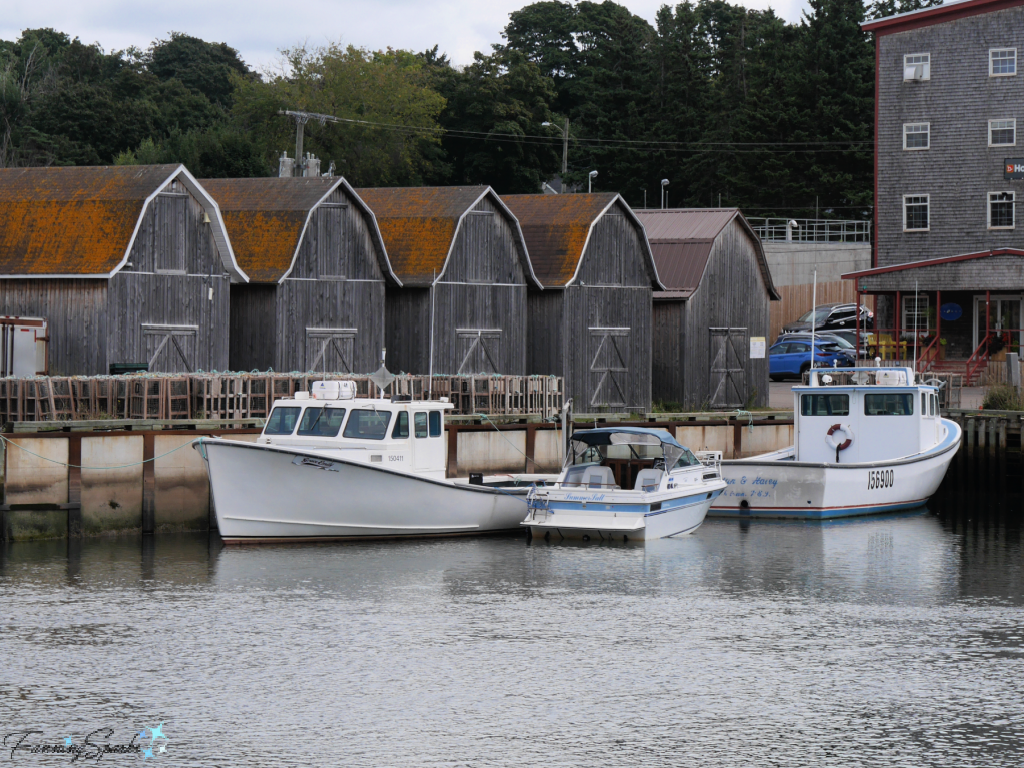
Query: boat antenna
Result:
<box><xmin>913</xmin><ymin>281</ymin><xmax>919</xmax><ymax>380</ymax></box>
<box><xmin>810</xmin><ymin>268</ymin><xmax>817</xmax><ymax>386</ymax></box>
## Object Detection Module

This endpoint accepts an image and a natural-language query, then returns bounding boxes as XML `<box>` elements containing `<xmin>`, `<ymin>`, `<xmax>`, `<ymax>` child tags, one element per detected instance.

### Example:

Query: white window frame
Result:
<box><xmin>903</xmin><ymin>194</ymin><xmax>930</xmax><ymax>232</ymax></box>
<box><xmin>988</xmin><ymin>191</ymin><xmax>1015</xmax><ymax>229</ymax></box>
<box><xmin>988</xmin><ymin>118</ymin><xmax>1016</xmax><ymax>147</ymax></box>
<box><xmin>990</xmin><ymin>48</ymin><xmax>1017</xmax><ymax>77</ymax></box>
<box><xmin>903</xmin><ymin>122</ymin><xmax>930</xmax><ymax>150</ymax></box>
<box><xmin>903</xmin><ymin>53</ymin><xmax>931</xmax><ymax>81</ymax></box>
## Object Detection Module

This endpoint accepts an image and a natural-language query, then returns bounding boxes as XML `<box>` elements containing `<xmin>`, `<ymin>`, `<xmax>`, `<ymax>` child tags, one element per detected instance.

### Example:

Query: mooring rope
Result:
<box><xmin>0</xmin><ymin>433</ymin><xmax>200</xmax><ymax>470</ymax></box>
<box><xmin>473</xmin><ymin>413</ymin><xmax>541</xmax><ymax>469</ymax></box>
<box><xmin>732</xmin><ymin>409</ymin><xmax>755</xmax><ymax>433</ymax></box>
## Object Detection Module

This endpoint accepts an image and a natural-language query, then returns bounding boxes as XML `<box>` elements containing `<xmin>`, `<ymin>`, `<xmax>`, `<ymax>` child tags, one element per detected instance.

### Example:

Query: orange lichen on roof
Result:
<box><xmin>0</xmin><ymin>165</ymin><xmax>181</xmax><ymax>276</ymax></box>
<box><xmin>355</xmin><ymin>186</ymin><xmax>487</xmax><ymax>285</ymax></box>
<box><xmin>201</xmin><ymin>177</ymin><xmax>341</xmax><ymax>283</ymax></box>
<box><xmin>502</xmin><ymin>193</ymin><xmax>618</xmax><ymax>287</ymax></box>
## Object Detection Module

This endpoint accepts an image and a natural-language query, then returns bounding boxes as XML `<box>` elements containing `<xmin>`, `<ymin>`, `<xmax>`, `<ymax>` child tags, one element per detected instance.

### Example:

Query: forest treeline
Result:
<box><xmin>0</xmin><ymin>0</ymin><xmax>938</xmax><ymax>217</ymax></box>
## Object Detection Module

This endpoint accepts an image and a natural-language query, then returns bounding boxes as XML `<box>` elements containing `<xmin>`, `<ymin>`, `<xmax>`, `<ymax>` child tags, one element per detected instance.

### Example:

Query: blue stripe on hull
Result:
<box><xmin>710</xmin><ymin>498</ymin><xmax>927</xmax><ymax>520</ymax></box>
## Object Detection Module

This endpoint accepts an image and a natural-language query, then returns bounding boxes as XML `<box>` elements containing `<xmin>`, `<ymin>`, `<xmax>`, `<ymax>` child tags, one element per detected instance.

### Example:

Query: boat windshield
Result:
<box><xmin>566</xmin><ymin>435</ymin><xmax>699</xmax><ymax>470</ymax></box>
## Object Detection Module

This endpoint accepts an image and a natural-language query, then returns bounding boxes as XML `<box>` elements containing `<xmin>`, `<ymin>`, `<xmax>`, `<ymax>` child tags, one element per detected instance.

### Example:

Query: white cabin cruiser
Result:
<box><xmin>709</xmin><ymin>367</ymin><xmax>962</xmax><ymax>519</ymax></box>
<box><xmin>193</xmin><ymin>381</ymin><xmax>545</xmax><ymax>543</ymax></box>
<box><xmin>522</xmin><ymin>427</ymin><xmax>727</xmax><ymax>541</ymax></box>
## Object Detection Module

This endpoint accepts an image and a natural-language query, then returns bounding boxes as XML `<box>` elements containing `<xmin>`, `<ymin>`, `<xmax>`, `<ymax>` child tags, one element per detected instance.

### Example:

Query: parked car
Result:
<box><xmin>782</xmin><ymin>303</ymin><xmax>874</xmax><ymax>334</ymax></box>
<box><xmin>776</xmin><ymin>330</ymin><xmax>872</xmax><ymax>358</ymax></box>
<box><xmin>768</xmin><ymin>339</ymin><xmax>855</xmax><ymax>381</ymax></box>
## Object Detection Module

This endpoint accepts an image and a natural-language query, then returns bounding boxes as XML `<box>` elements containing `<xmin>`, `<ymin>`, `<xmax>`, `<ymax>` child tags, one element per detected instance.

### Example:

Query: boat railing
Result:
<box><xmin>557</xmin><ymin>481</ymin><xmax>621</xmax><ymax>489</ymax></box>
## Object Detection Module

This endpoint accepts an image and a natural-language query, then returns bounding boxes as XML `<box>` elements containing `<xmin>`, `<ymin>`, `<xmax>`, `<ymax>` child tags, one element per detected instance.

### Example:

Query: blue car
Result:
<box><xmin>769</xmin><ymin>340</ymin><xmax>855</xmax><ymax>381</ymax></box>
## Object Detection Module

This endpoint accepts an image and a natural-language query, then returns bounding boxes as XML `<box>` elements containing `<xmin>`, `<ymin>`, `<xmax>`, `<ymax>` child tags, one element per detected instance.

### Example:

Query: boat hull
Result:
<box><xmin>710</xmin><ymin>419</ymin><xmax>962</xmax><ymax>519</ymax></box>
<box><xmin>523</xmin><ymin>487</ymin><xmax>724</xmax><ymax>541</ymax></box>
<box><xmin>198</xmin><ymin>438</ymin><xmax>532</xmax><ymax>543</ymax></box>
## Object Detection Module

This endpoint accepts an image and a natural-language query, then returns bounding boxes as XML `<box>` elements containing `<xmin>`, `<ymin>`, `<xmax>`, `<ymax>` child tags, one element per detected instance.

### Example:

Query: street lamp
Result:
<box><xmin>542</xmin><ymin>119</ymin><xmax>570</xmax><ymax>176</ymax></box>
<box><xmin>660</xmin><ymin>178</ymin><xmax>670</xmax><ymax>209</ymax></box>
<box><xmin>589</xmin><ymin>170</ymin><xmax>598</xmax><ymax>193</ymax></box>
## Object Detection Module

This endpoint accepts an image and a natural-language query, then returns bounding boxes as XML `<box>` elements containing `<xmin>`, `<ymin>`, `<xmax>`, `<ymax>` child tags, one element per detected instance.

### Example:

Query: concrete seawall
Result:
<box><xmin>1</xmin><ymin>414</ymin><xmax>795</xmax><ymax>540</ymax></box>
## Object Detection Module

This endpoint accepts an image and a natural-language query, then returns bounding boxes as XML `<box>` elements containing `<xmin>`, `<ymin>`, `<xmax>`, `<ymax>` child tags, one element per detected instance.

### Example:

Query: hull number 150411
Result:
<box><xmin>867</xmin><ymin>469</ymin><xmax>894</xmax><ymax>490</ymax></box>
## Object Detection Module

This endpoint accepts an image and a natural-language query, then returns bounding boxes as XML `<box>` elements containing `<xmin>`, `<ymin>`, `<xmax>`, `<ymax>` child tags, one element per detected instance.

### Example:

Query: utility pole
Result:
<box><xmin>562</xmin><ymin>117</ymin><xmax>569</xmax><ymax>176</ymax></box>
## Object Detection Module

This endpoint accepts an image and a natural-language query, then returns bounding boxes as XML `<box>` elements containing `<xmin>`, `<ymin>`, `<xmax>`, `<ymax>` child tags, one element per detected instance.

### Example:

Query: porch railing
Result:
<box><xmin>965</xmin><ymin>332</ymin><xmax>994</xmax><ymax>384</ymax></box>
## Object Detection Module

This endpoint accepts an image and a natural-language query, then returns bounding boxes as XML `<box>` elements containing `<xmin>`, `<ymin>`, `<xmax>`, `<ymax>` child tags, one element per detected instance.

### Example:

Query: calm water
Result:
<box><xmin>2</xmin><ymin>494</ymin><xmax>1023</xmax><ymax>766</ymax></box>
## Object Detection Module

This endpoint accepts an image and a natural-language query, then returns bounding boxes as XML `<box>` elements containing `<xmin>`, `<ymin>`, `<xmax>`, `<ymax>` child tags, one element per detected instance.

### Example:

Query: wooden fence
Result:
<box><xmin>0</xmin><ymin>373</ymin><xmax>564</xmax><ymax>424</ymax></box>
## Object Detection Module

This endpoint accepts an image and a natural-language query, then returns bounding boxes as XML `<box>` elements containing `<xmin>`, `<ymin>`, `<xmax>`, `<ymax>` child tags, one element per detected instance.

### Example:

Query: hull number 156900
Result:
<box><xmin>867</xmin><ymin>469</ymin><xmax>894</xmax><ymax>490</ymax></box>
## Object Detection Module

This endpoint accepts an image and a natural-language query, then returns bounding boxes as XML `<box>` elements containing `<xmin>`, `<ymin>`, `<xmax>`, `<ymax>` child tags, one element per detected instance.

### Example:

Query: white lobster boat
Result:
<box><xmin>709</xmin><ymin>367</ymin><xmax>962</xmax><ymax>519</ymax></box>
<box><xmin>193</xmin><ymin>381</ymin><xmax>545</xmax><ymax>543</ymax></box>
<box><xmin>522</xmin><ymin>427</ymin><xmax>727</xmax><ymax>541</ymax></box>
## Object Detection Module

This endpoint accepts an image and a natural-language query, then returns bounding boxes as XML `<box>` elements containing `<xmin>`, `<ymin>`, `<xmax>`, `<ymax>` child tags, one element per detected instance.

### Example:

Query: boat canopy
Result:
<box><xmin>570</xmin><ymin>427</ymin><xmax>683</xmax><ymax>449</ymax></box>
<box><xmin>568</xmin><ymin>427</ymin><xmax>694</xmax><ymax>469</ymax></box>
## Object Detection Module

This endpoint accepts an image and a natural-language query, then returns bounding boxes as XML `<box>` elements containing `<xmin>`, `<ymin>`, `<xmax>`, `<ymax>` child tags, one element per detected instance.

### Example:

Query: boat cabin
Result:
<box><xmin>560</xmin><ymin>427</ymin><xmax>713</xmax><ymax>492</ymax></box>
<box><xmin>795</xmin><ymin>368</ymin><xmax>943</xmax><ymax>464</ymax></box>
<box><xmin>258</xmin><ymin>381</ymin><xmax>452</xmax><ymax>480</ymax></box>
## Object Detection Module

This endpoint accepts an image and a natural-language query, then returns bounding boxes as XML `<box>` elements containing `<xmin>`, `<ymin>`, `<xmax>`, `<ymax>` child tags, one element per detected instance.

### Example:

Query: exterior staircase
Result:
<box><xmin>926</xmin><ymin>359</ymin><xmax>988</xmax><ymax>385</ymax></box>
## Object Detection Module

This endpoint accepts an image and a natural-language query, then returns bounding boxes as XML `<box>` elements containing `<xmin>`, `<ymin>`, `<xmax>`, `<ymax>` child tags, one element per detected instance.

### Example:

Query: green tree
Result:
<box><xmin>146</xmin><ymin>32</ymin><xmax>253</xmax><ymax>106</ymax></box>
<box><xmin>232</xmin><ymin>43</ymin><xmax>446</xmax><ymax>186</ymax></box>
<box><xmin>427</xmin><ymin>48</ymin><xmax>561</xmax><ymax>192</ymax></box>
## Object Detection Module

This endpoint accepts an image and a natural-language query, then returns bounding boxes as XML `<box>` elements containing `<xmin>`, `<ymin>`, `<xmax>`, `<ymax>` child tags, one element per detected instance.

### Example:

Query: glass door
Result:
<box><xmin>972</xmin><ymin>295</ymin><xmax>1024</xmax><ymax>352</ymax></box>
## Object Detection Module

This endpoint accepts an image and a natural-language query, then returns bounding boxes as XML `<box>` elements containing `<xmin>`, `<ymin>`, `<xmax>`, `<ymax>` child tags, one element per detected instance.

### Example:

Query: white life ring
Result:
<box><xmin>825</xmin><ymin>423</ymin><xmax>854</xmax><ymax>451</ymax></box>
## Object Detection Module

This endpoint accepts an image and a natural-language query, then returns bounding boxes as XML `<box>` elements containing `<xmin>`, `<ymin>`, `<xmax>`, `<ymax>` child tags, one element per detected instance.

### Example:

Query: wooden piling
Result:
<box><xmin>998</xmin><ymin>418</ymin><xmax>1007</xmax><ymax>492</ymax></box>
<box><xmin>142</xmin><ymin>433</ymin><xmax>155</xmax><ymax>535</ymax></box>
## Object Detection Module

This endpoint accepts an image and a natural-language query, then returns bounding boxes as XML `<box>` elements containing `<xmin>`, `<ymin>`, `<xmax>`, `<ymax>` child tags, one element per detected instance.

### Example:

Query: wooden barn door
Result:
<box><xmin>143</xmin><ymin>324</ymin><xmax>198</xmax><ymax>373</ymax></box>
<box><xmin>456</xmin><ymin>329</ymin><xmax>501</xmax><ymax>374</ymax></box>
<box><xmin>306</xmin><ymin>329</ymin><xmax>357</xmax><ymax>373</ymax></box>
<box><xmin>589</xmin><ymin>327</ymin><xmax>630</xmax><ymax>408</ymax></box>
<box><xmin>708</xmin><ymin>327</ymin><xmax>748</xmax><ymax>408</ymax></box>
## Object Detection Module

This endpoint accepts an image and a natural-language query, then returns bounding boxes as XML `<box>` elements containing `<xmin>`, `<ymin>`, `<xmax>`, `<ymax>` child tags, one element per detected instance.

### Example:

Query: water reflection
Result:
<box><xmin>1</xmin><ymin>510</ymin><xmax>1022</xmax><ymax>767</ymax></box>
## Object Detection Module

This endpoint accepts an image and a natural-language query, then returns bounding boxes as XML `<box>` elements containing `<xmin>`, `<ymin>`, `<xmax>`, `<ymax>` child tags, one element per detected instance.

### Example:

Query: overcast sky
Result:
<box><xmin>4</xmin><ymin>0</ymin><xmax>810</xmax><ymax>72</ymax></box>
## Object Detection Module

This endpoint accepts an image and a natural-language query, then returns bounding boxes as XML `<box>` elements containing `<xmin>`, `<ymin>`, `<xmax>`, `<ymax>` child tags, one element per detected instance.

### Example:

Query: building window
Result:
<box><xmin>990</xmin><ymin>48</ymin><xmax>1017</xmax><ymax>76</ymax></box>
<box><xmin>989</xmin><ymin>191</ymin><xmax>1015</xmax><ymax>229</ymax></box>
<box><xmin>903</xmin><ymin>195</ymin><xmax>929</xmax><ymax>231</ymax></box>
<box><xmin>903</xmin><ymin>123</ymin><xmax>930</xmax><ymax>150</ymax></box>
<box><xmin>904</xmin><ymin>53</ymin><xmax>930</xmax><ymax>80</ymax></box>
<box><xmin>902</xmin><ymin>295</ymin><xmax>930</xmax><ymax>334</ymax></box>
<box><xmin>989</xmin><ymin>119</ymin><xmax>1016</xmax><ymax>146</ymax></box>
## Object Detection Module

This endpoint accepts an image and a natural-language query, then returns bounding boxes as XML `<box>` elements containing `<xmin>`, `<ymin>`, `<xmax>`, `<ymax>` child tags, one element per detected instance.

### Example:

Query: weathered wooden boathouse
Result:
<box><xmin>635</xmin><ymin>208</ymin><xmax>779</xmax><ymax>409</ymax></box>
<box><xmin>502</xmin><ymin>193</ymin><xmax>662</xmax><ymax>412</ymax></box>
<box><xmin>202</xmin><ymin>177</ymin><xmax>397</xmax><ymax>374</ymax></box>
<box><xmin>0</xmin><ymin>164</ymin><xmax>245</xmax><ymax>375</ymax></box>
<box><xmin>354</xmin><ymin>186</ymin><xmax>538</xmax><ymax>375</ymax></box>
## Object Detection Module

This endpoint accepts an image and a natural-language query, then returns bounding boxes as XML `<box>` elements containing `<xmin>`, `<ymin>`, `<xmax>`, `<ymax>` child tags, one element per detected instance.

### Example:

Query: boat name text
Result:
<box><xmin>564</xmin><ymin>493</ymin><xmax>606</xmax><ymax>502</ymax></box>
<box><xmin>867</xmin><ymin>469</ymin><xmax>894</xmax><ymax>490</ymax></box>
<box><xmin>725</xmin><ymin>476</ymin><xmax>778</xmax><ymax>489</ymax></box>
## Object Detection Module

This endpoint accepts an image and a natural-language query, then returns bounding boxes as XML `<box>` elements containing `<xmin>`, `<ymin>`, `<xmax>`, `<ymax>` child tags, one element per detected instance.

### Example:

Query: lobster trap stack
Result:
<box><xmin>0</xmin><ymin>372</ymin><xmax>564</xmax><ymax>424</ymax></box>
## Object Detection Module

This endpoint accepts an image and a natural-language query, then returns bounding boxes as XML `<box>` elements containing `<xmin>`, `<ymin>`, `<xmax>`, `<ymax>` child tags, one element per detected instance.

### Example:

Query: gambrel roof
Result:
<box><xmin>0</xmin><ymin>164</ymin><xmax>245</xmax><ymax>280</ymax></box>
<box><xmin>355</xmin><ymin>185</ymin><xmax>539</xmax><ymax>288</ymax></box>
<box><xmin>201</xmin><ymin>176</ymin><xmax>397</xmax><ymax>284</ymax></box>
<box><xmin>502</xmin><ymin>193</ymin><xmax>663</xmax><ymax>289</ymax></box>
<box><xmin>636</xmin><ymin>208</ymin><xmax>779</xmax><ymax>299</ymax></box>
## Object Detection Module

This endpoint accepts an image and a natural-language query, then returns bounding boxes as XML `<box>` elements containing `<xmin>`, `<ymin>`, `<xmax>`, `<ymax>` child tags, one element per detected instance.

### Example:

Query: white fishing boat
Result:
<box><xmin>193</xmin><ymin>381</ymin><xmax>547</xmax><ymax>543</ymax></box>
<box><xmin>522</xmin><ymin>427</ymin><xmax>727</xmax><ymax>541</ymax></box>
<box><xmin>709</xmin><ymin>366</ymin><xmax>962</xmax><ymax>519</ymax></box>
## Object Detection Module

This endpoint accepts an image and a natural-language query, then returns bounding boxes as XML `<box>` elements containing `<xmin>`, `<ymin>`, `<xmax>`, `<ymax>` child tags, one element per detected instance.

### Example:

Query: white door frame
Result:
<box><xmin>972</xmin><ymin>294</ymin><xmax>1024</xmax><ymax>349</ymax></box>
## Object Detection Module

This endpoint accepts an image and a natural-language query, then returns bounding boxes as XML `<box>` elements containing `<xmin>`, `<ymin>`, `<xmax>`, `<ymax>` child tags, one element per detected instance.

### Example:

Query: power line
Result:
<box><xmin>281</xmin><ymin>110</ymin><xmax>873</xmax><ymax>153</ymax></box>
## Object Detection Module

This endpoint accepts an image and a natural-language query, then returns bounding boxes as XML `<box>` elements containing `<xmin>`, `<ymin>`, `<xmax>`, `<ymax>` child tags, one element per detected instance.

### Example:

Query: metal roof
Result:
<box><xmin>842</xmin><ymin>248</ymin><xmax>1024</xmax><ymax>279</ymax></box>
<box><xmin>635</xmin><ymin>208</ymin><xmax>779</xmax><ymax>300</ymax></box>
<box><xmin>200</xmin><ymin>176</ymin><xmax>397</xmax><ymax>284</ymax></box>
<box><xmin>355</xmin><ymin>185</ymin><xmax>536</xmax><ymax>287</ymax></box>
<box><xmin>861</xmin><ymin>0</ymin><xmax>1023</xmax><ymax>34</ymax></box>
<box><xmin>0</xmin><ymin>164</ymin><xmax>244</xmax><ymax>280</ymax></box>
